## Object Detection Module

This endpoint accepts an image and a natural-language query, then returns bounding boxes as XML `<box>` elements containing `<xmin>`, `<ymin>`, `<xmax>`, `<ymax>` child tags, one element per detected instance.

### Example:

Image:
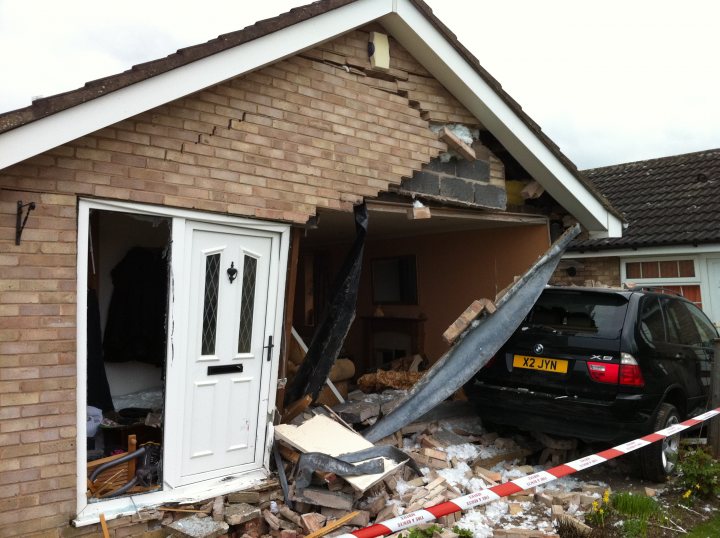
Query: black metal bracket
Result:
<box><xmin>264</xmin><ymin>335</ymin><xmax>274</xmax><ymax>361</ymax></box>
<box><xmin>15</xmin><ymin>200</ymin><xmax>36</xmax><ymax>245</ymax></box>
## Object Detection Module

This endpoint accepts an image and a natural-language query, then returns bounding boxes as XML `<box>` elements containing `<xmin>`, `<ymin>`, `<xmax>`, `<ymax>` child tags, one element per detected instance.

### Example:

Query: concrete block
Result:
<box><xmin>455</xmin><ymin>157</ymin><xmax>490</xmax><ymax>180</ymax></box>
<box><xmin>401</xmin><ymin>171</ymin><xmax>440</xmax><ymax>196</ymax></box>
<box><xmin>225</xmin><ymin>503</ymin><xmax>261</xmax><ymax>526</ymax></box>
<box><xmin>439</xmin><ymin>177</ymin><xmax>474</xmax><ymax>202</ymax></box>
<box><xmin>473</xmin><ymin>183</ymin><xmax>506</xmax><ymax>209</ymax></box>
<box><xmin>227</xmin><ymin>491</ymin><xmax>261</xmax><ymax>504</ymax></box>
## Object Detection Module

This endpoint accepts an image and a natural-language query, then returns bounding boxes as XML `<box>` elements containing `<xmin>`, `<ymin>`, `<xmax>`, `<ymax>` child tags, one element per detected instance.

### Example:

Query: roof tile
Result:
<box><xmin>571</xmin><ymin>149</ymin><xmax>720</xmax><ymax>251</ymax></box>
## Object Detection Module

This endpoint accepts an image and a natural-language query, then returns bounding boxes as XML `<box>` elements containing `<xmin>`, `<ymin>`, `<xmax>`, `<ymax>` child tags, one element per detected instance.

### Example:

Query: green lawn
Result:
<box><xmin>687</xmin><ymin>512</ymin><xmax>720</xmax><ymax>538</ymax></box>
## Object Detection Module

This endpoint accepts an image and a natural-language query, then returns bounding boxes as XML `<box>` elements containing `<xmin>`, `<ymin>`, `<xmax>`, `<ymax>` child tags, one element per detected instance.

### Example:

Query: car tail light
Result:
<box><xmin>619</xmin><ymin>352</ymin><xmax>645</xmax><ymax>387</ymax></box>
<box><xmin>587</xmin><ymin>362</ymin><xmax>619</xmax><ymax>384</ymax></box>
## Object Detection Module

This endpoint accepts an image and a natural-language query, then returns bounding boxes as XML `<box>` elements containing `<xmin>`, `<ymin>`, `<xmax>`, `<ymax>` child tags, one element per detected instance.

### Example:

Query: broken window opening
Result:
<box><xmin>86</xmin><ymin>209</ymin><xmax>171</xmax><ymax>502</ymax></box>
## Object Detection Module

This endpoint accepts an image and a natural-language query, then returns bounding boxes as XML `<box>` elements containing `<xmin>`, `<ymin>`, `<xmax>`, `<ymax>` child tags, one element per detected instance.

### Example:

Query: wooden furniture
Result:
<box><xmin>87</xmin><ymin>435</ymin><xmax>137</xmax><ymax>499</ymax></box>
<box><xmin>86</xmin><ymin>434</ymin><xmax>159</xmax><ymax>499</ymax></box>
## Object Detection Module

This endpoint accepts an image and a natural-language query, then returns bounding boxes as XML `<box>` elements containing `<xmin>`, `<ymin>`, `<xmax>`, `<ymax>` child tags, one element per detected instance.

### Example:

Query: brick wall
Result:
<box><xmin>0</xmin><ymin>29</ymin><xmax>488</xmax><ymax>536</ymax></box>
<box><xmin>550</xmin><ymin>256</ymin><xmax>621</xmax><ymax>287</ymax></box>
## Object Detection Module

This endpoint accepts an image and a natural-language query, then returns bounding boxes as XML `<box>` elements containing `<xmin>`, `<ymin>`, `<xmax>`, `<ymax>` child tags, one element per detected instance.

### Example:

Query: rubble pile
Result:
<box><xmin>157</xmin><ymin>390</ymin><xmax>612</xmax><ymax>538</ymax></box>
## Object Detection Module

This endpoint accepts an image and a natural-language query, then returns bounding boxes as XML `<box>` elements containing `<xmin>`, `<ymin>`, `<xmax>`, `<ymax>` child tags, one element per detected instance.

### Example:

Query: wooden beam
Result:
<box><xmin>277</xmin><ymin>227</ymin><xmax>302</xmax><ymax>415</ymax></box>
<box><xmin>521</xmin><ymin>180</ymin><xmax>545</xmax><ymax>200</ymax></box>
<box><xmin>439</xmin><ymin>126</ymin><xmax>476</xmax><ymax>161</ymax></box>
<box><xmin>282</xmin><ymin>395</ymin><xmax>312</xmax><ymax>423</ymax></box>
<box><xmin>127</xmin><ymin>434</ymin><xmax>137</xmax><ymax>478</ymax></box>
<box><xmin>99</xmin><ymin>514</ymin><xmax>110</xmax><ymax>538</ymax></box>
<box><xmin>304</xmin><ymin>511</ymin><xmax>360</xmax><ymax>538</ymax></box>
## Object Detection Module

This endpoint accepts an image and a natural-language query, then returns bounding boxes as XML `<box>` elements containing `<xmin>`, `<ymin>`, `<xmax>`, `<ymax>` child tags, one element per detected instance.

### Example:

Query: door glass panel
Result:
<box><xmin>685</xmin><ymin>302</ymin><xmax>718</xmax><ymax>345</ymax></box>
<box><xmin>201</xmin><ymin>253</ymin><xmax>221</xmax><ymax>355</ymax></box>
<box><xmin>663</xmin><ymin>298</ymin><xmax>701</xmax><ymax>346</ymax></box>
<box><xmin>639</xmin><ymin>296</ymin><xmax>665</xmax><ymax>345</ymax></box>
<box><xmin>238</xmin><ymin>255</ymin><xmax>257</xmax><ymax>353</ymax></box>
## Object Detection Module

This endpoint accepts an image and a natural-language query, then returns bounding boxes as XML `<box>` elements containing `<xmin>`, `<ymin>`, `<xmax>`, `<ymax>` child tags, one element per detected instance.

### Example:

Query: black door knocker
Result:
<box><xmin>227</xmin><ymin>262</ymin><xmax>238</xmax><ymax>283</ymax></box>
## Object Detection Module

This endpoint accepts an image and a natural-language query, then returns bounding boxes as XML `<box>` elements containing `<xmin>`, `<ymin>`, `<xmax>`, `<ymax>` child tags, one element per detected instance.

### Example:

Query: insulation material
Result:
<box><xmin>431</xmin><ymin>123</ymin><xmax>478</xmax><ymax>162</ymax></box>
<box><xmin>357</xmin><ymin>370</ymin><xmax>424</xmax><ymax>392</ymax></box>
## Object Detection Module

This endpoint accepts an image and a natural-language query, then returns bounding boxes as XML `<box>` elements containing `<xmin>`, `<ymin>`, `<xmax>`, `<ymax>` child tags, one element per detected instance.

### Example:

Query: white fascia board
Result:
<box><xmin>0</xmin><ymin>0</ymin><xmax>391</xmax><ymax>172</ymax></box>
<box><xmin>563</xmin><ymin>243</ymin><xmax>720</xmax><ymax>259</ymax></box>
<box><xmin>382</xmin><ymin>1</ymin><xmax>622</xmax><ymax>237</ymax></box>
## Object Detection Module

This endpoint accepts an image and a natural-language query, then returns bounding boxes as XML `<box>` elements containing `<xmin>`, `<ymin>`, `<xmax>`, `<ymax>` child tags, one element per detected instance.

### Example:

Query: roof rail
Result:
<box><xmin>628</xmin><ymin>285</ymin><xmax>684</xmax><ymax>297</ymax></box>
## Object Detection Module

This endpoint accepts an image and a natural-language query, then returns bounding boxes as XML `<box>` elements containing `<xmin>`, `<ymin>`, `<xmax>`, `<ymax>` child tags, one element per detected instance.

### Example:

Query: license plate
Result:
<box><xmin>513</xmin><ymin>354</ymin><xmax>568</xmax><ymax>373</ymax></box>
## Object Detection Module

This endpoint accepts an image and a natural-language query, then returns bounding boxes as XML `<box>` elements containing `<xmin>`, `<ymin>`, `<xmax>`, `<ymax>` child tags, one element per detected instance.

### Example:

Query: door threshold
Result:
<box><xmin>73</xmin><ymin>468</ymin><xmax>270</xmax><ymax>527</ymax></box>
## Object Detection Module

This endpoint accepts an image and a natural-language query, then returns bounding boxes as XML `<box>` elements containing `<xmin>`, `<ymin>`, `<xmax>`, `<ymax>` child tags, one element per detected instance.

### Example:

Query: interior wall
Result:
<box><xmin>297</xmin><ymin>222</ymin><xmax>550</xmax><ymax>375</ymax></box>
<box><xmin>96</xmin><ymin>211</ymin><xmax>171</xmax><ymax>397</ymax></box>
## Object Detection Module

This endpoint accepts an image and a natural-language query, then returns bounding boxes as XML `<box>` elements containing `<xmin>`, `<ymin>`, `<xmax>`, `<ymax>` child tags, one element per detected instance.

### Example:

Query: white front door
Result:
<box><xmin>177</xmin><ymin>222</ymin><xmax>278</xmax><ymax>484</ymax></box>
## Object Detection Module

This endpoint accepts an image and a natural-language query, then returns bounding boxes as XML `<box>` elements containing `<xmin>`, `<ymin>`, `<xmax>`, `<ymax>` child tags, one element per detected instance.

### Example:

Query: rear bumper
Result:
<box><xmin>467</xmin><ymin>382</ymin><xmax>661</xmax><ymax>443</ymax></box>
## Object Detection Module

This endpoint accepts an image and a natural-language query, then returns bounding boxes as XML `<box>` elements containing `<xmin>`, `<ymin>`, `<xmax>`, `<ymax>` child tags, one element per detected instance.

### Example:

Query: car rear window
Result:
<box><xmin>526</xmin><ymin>291</ymin><xmax>629</xmax><ymax>338</ymax></box>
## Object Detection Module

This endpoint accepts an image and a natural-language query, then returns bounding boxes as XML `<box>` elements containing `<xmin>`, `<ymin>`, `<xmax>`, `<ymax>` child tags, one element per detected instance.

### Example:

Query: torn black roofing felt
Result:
<box><xmin>570</xmin><ymin>148</ymin><xmax>720</xmax><ymax>251</ymax></box>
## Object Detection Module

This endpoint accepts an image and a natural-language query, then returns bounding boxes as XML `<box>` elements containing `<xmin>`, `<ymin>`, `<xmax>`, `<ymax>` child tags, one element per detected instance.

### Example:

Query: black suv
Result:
<box><xmin>467</xmin><ymin>286</ymin><xmax>716</xmax><ymax>481</ymax></box>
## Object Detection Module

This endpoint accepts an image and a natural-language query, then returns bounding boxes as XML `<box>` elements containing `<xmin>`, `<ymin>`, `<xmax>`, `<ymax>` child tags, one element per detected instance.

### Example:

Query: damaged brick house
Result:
<box><xmin>0</xmin><ymin>0</ymin><xmax>622</xmax><ymax>535</ymax></box>
<box><xmin>552</xmin><ymin>149</ymin><xmax>720</xmax><ymax>326</ymax></box>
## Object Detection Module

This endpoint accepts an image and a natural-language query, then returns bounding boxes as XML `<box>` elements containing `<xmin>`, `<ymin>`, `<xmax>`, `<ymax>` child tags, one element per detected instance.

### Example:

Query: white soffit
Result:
<box><xmin>0</xmin><ymin>0</ymin><xmax>389</xmax><ymax>171</ymax></box>
<box><xmin>381</xmin><ymin>0</ymin><xmax>622</xmax><ymax>238</ymax></box>
<box><xmin>563</xmin><ymin>244</ymin><xmax>720</xmax><ymax>259</ymax></box>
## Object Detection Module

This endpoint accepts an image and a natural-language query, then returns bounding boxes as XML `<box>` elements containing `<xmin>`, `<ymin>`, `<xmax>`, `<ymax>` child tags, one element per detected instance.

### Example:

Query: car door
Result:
<box><xmin>683</xmin><ymin>301</ymin><xmax>716</xmax><ymax>407</ymax></box>
<box><xmin>661</xmin><ymin>297</ymin><xmax>710</xmax><ymax>409</ymax></box>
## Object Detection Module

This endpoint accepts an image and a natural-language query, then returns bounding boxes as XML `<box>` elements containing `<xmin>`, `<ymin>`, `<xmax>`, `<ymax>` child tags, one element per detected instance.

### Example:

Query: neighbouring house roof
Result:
<box><xmin>570</xmin><ymin>149</ymin><xmax>720</xmax><ymax>251</ymax></box>
<box><xmin>0</xmin><ymin>0</ymin><xmax>622</xmax><ymax>237</ymax></box>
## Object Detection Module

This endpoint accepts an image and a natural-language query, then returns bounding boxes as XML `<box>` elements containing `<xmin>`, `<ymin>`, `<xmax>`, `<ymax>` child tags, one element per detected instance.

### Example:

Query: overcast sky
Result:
<box><xmin>1</xmin><ymin>0</ymin><xmax>719</xmax><ymax>169</ymax></box>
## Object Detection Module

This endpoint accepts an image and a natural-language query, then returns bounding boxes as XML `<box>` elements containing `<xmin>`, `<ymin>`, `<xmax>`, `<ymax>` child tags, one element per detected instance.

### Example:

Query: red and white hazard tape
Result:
<box><xmin>338</xmin><ymin>407</ymin><xmax>720</xmax><ymax>538</ymax></box>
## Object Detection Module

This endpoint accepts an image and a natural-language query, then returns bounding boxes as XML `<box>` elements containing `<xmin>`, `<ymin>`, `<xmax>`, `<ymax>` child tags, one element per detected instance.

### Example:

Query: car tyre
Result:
<box><xmin>640</xmin><ymin>402</ymin><xmax>680</xmax><ymax>482</ymax></box>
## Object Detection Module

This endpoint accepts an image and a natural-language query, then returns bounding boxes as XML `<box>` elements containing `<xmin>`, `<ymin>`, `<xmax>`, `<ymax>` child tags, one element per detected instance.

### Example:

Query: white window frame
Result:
<box><xmin>75</xmin><ymin>198</ymin><xmax>289</xmax><ymax>526</ymax></box>
<box><xmin>620</xmin><ymin>255</ymin><xmax>706</xmax><ymax>306</ymax></box>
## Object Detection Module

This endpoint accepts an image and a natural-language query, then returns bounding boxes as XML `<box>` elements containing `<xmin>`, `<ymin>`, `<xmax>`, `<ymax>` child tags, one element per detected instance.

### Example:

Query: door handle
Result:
<box><xmin>264</xmin><ymin>335</ymin><xmax>274</xmax><ymax>362</ymax></box>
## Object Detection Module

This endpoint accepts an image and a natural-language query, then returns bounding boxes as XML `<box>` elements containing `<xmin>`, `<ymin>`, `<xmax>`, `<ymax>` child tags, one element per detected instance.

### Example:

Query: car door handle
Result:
<box><xmin>207</xmin><ymin>364</ymin><xmax>244</xmax><ymax>375</ymax></box>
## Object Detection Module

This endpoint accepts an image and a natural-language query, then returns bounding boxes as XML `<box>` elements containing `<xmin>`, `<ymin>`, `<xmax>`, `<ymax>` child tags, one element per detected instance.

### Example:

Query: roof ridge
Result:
<box><xmin>583</xmin><ymin>147</ymin><xmax>720</xmax><ymax>174</ymax></box>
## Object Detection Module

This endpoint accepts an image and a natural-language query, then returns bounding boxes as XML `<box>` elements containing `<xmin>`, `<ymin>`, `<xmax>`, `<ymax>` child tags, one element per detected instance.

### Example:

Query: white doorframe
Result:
<box><xmin>75</xmin><ymin>199</ymin><xmax>289</xmax><ymax>525</ymax></box>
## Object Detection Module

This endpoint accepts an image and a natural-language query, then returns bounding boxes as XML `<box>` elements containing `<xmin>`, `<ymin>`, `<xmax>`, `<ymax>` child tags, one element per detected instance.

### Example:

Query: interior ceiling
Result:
<box><xmin>301</xmin><ymin>204</ymin><xmax>547</xmax><ymax>247</ymax></box>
